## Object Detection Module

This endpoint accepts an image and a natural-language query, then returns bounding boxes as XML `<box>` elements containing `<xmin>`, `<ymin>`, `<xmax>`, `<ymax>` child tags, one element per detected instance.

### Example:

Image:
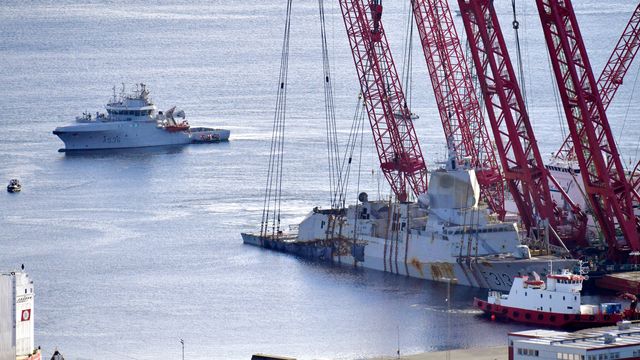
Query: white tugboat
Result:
<box><xmin>475</xmin><ymin>268</ymin><xmax>639</xmax><ymax>328</ymax></box>
<box><xmin>242</xmin><ymin>151</ymin><xmax>578</xmax><ymax>290</ymax></box>
<box><xmin>53</xmin><ymin>84</ymin><xmax>229</xmax><ymax>151</ymax></box>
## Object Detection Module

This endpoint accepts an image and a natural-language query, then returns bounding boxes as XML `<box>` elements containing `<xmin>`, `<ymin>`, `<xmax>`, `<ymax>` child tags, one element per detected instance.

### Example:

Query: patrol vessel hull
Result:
<box><xmin>53</xmin><ymin>121</ymin><xmax>191</xmax><ymax>151</ymax></box>
<box><xmin>53</xmin><ymin>84</ymin><xmax>230</xmax><ymax>151</ymax></box>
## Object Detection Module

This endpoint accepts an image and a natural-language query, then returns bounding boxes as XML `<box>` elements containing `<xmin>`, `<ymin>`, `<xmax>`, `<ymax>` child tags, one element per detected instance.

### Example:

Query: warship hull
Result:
<box><xmin>241</xmin><ymin>232</ymin><xmax>577</xmax><ymax>291</ymax></box>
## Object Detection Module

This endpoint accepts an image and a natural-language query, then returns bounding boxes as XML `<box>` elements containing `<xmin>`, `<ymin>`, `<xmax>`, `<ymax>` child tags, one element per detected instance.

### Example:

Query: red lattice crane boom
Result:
<box><xmin>338</xmin><ymin>0</ymin><xmax>428</xmax><ymax>201</ymax></box>
<box><xmin>556</xmin><ymin>3</ymin><xmax>640</xmax><ymax>160</ymax></box>
<box><xmin>535</xmin><ymin>0</ymin><xmax>640</xmax><ymax>255</ymax></box>
<box><xmin>411</xmin><ymin>0</ymin><xmax>504</xmax><ymax>218</ymax></box>
<box><xmin>457</xmin><ymin>0</ymin><xmax>586</xmax><ymax>244</ymax></box>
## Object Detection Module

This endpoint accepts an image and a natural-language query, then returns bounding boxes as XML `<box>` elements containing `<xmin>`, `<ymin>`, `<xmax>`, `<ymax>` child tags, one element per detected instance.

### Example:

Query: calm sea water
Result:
<box><xmin>1</xmin><ymin>1</ymin><xmax>638</xmax><ymax>359</ymax></box>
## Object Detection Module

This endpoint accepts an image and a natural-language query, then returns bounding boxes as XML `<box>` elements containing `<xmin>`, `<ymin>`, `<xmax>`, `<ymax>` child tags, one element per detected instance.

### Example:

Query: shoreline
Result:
<box><xmin>366</xmin><ymin>346</ymin><xmax>507</xmax><ymax>360</ymax></box>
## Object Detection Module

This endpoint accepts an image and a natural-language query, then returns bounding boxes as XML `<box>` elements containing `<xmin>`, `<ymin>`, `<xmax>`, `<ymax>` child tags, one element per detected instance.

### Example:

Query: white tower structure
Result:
<box><xmin>0</xmin><ymin>268</ymin><xmax>36</xmax><ymax>360</ymax></box>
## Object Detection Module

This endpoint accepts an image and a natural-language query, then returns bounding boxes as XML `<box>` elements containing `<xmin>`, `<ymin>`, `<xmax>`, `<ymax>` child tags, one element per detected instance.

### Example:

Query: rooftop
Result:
<box><xmin>511</xmin><ymin>321</ymin><xmax>640</xmax><ymax>351</ymax></box>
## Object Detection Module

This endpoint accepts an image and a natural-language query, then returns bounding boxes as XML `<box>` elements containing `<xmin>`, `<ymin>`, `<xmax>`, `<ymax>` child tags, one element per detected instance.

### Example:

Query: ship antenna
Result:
<box><xmin>112</xmin><ymin>85</ymin><xmax>116</xmax><ymax>103</ymax></box>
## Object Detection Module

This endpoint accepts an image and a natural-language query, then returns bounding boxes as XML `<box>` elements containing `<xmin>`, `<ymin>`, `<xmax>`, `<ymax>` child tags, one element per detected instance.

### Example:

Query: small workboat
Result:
<box><xmin>190</xmin><ymin>127</ymin><xmax>230</xmax><ymax>143</ymax></box>
<box><xmin>7</xmin><ymin>179</ymin><xmax>21</xmax><ymax>193</ymax></box>
<box><xmin>393</xmin><ymin>111</ymin><xmax>419</xmax><ymax>120</ymax></box>
<box><xmin>475</xmin><ymin>269</ymin><xmax>638</xmax><ymax>328</ymax></box>
<box><xmin>51</xmin><ymin>349</ymin><xmax>65</xmax><ymax>360</ymax></box>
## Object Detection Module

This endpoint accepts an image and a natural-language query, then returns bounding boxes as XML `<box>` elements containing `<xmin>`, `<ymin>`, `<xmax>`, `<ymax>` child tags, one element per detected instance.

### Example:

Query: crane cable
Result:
<box><xmin>318</xmin><ymin>0</ymin><xmax>343</xmax><ymax>209</ymax></box>
<box><xmin>542</xmin><ymin>19</ymin><xmax>569</xmax><ymax>157</ymax></box>
<box><xmin>511</xmin><ymin>0</ymin><xmax>528</xmax><ymax>111</ymax></box>
<box><xmin>347</xmin><ymin>98</ymin><xmax>368</xmax><ymax>264</ymax></box>
<box><xmin>337</xmin><ymin>96</ymin><xmax>367</xmax><ymax>209</ymax></box>
<box><xmin>400</xmin><ymin>0</ymin><xmax>414</xmax><ymax>111</ymax></box>
<box><xmin>618</xmin><ymin>62</ymin><xmax>640</xmax><ymax>168</ymax></box>
<box><xmin>261</xmin><ymin>0</ymin><xmax>293</xmax><ymax>238</ymax></box>
<box><xmin>433</xmin><ymin>2</ymin><xmax>455</xmax><ymax>153</ymax></box>
<box><xmin>463</xmin><ymin>13</ymin><xmax>490</xmax><ymax>166</ymax></box>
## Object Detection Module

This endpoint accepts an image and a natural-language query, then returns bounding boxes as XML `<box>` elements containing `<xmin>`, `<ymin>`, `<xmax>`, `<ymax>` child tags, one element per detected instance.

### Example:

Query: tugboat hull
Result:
<box><xmin>474</xmin><ymin>298</ymin><xmax>624</xmax><ymax>329</ymax></box>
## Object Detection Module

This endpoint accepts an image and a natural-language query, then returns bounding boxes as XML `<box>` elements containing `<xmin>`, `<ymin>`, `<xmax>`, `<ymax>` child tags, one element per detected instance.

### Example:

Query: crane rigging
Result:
<box><xmin>535</xmin><ymin>0</ymin><xmax>640</xmax><ymax>257</ymax></box>
<box><xmin>555</xmin><ymin>3</ymin><xmax>640</xmax><ymax>161</ymax></box>
<box><xmin>456</xmin><ymin>0</ymin><xmax>587</xmax><ymax>246</ymax></box>
<box><xmin>318</xmin><ymin>0</ymin><xmax>345</xmax><ymax>209</ymax></box>
<box><xmin>260</xmin><ymin>0</ymin><xmax>294</xmax><ymax>239</ymax></box>
<box><xmin>410</xmin><ymin>0</ymin><xmax>505</xmax><ymax>219</ymax></box>
<box><xmin>338</xmin><ymin>0</ymin><xmax>428</xmax><ymax>202</ymax></box>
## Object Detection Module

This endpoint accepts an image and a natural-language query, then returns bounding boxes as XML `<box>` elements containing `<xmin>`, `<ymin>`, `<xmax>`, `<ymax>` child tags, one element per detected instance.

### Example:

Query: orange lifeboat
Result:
<box><xmin>524</xmin><ymin>279</ymin><xmax>545</xmax><ymax>287</ymax></box>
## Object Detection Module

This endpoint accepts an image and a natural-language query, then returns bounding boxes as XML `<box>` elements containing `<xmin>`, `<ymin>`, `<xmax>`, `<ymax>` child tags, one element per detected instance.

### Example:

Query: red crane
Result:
<box><xmin>633</xmin><ymin>161</ymin><xmax>640</xmax><ymax>194</ymax></box>
<box><xmin>456</xmin><ymin>0</ymin><xmax>586</xmax><ymax>245</ymax></box>
<box><xmin>338</xmin><ymin>0</ymin><xmax>428</xmax><ymax>202</ymax></box>
<box><xmin>555</xmin><ymin>3</ymin><xmax>640</xmax><ymax>161</ymax></box>
<box><xmin>411</xmin><ymin>0</ymin><xmax>504</xmax><ymax>218</ymax></box>
<box><xmin>535</xmin><ymin>0</ymin><xmax>640</xmax><ymax>256</ymax></box>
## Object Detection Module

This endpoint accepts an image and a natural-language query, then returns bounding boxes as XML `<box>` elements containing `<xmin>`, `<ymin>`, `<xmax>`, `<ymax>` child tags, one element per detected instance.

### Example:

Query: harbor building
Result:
<box><xmin>509</xmin><ymin>322</ymin><xmax>640</xmax><ymax>359</ymax></box>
